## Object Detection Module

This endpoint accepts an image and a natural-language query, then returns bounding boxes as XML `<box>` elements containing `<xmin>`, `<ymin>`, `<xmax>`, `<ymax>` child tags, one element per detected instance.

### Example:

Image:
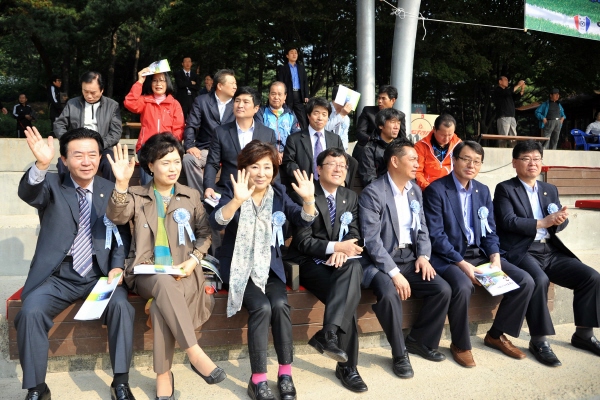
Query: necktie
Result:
<box><xmin>314</xmin><ymin>132</ymin><xmax>323</xmax><ymax>180</ymax></box>
<box><xmin>72</xmin><ymin>188</ymin><xmax>93</xmax><ymax>276</ymax></box>
<box><xmin>186</xmin><ymin>72</ymin><xmax>190</xmax><ymax>78</ymax></box>
<box><xmin>314</xmin><ymin>194</ymin><xmax>337</xmax><ymax>265</ymax></box>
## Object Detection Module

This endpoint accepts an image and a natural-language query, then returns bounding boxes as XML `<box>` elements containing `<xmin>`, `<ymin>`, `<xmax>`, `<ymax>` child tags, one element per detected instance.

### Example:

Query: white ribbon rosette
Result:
<box><xmin>478</xmin><ymin>206</ymin><xmax>493</xmax><ymax>238</ymax></box>
<box><xmin>103</xmin><ymin>215</ymin><xmax>123</xmax><ymax>249</ymax></box>
<box><xmin>173</xmin><ymin>208</ymin><xmax>196</xmax><ymax>245</ymax></box>
<box><xmin>339</xmin><ymin>211</ymin><xmax>352</xmax><ymax>241</ymax></box>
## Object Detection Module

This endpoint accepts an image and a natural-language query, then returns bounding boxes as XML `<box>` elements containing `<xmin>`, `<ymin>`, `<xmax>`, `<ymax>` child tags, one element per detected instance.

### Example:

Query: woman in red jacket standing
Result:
<box><xmin>125</xmin><ymin>67</ymin><xmax>185</xmax><ymax>184</ymax></box>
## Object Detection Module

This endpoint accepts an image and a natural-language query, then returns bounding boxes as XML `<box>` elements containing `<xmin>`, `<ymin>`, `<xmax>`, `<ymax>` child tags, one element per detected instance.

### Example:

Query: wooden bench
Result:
<box><xmin>123</xmin><ymin>122</ymin><xmax>141</xmax><ymax>140</ymax></box>
<box><xmin>479</xmin><ymin>134</ymin><xmax>549</xmax><ymax>143</ymax></box>
<box><xmin>541</xmin><ymin>166</ymin><xmax>600</xmax><ymax>196</ymax></box>
<box><xmin>7</xmin><ymin>282</ymin><xmax>548</xmax><ymax>360</ymax></box>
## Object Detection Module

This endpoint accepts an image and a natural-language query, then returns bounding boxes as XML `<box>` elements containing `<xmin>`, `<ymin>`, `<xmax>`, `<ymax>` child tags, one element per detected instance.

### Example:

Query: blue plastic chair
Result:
<box><xmin>570</xmin><ymin>129</ymin><xmax>600</xmax><ymax>150</ymax></box>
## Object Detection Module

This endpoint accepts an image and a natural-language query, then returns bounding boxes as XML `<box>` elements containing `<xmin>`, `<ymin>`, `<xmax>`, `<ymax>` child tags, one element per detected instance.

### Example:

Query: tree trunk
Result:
<box><xmin>30</xmin><ymin>34</ymin><xmax>53</xmax><ymax>81</ymax></box>
<box><xmin>133</xmin><ymin>31</ymin><xmax>140</xmax><ymax>84</ymax></box>
<box><xmin>106</xmin><ymin>28</ymin><xmax>118</xmax><ymax>98</ymax></box>
<box><xmin>62</xmin><ymin>49</ymin><xmax>70</xmax><ymax>95</ymax></box>
<box><xmin>257</xmin><ymin>50</ymin><xmax>264</xmax><ymax>94</ymax></box>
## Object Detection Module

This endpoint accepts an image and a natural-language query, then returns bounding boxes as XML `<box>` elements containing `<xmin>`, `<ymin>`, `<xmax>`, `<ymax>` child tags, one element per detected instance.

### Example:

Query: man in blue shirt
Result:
<box><xmin>535</xmin><ymin>88</ymin><xmax>566</xmax><ymax>150</ymax></box>
<box><xmin>277</xmin><ymin>46</ymin><xmax>309</xmax><ymax>130</ymax></box>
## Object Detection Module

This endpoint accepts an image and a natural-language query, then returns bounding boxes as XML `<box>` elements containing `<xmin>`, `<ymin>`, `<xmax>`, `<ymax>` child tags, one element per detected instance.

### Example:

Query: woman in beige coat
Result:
<box><xmin>106</xmin><ymin>133</ymin><xmax>225</xmax><ymax>400</ymax></box>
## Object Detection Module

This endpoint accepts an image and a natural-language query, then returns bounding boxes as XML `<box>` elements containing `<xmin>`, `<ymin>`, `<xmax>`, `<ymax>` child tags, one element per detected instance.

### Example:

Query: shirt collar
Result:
<box><xmin>518</xmin><ymin>178</ymin><xmax>538</xmax><ymax>194</ymax></box>
<box><xmin>320</xmin><ymin>184</ymin><xmax>337</xmax><ymax>199</ymax></box>
<box><xmin>215</xmin><ymin>93</ymin><xmax>232</xmax><ymax>106</ymax></box>
<box><xmin>288</xmin><ymin>62</ymin><xmax>297</xmax><ymax>68</ymax></box>
<box><xmin>387</xmin><ymin>172</ymin><xmax>412</xmax><ymax>197</ymax></box>
<box><xmin>452</xmin><ymin>171</ymin><xmax>472</xmax><ymax>193</ymax></box>
<box><xmin>236</xmin><ymin>120</ymin><xmax>255</xmax><ymax>134</ymax></box>
<box><xmin>308</xmin><ymin>125</ymin><xmax>323</xmax><ymax>137</ymax></box>
<box><xmin>72</xmin><ymin>178</ymin><xmax>94</xmax><ymax>193</ymax></box>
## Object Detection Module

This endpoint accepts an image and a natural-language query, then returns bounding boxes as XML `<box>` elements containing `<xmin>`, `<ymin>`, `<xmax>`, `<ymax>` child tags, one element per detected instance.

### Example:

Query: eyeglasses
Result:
<box><xmin>151</xmin><ymin>79</ymin><xmax>166</xmax><ymax>84</ymax></box>
<box><xmin>321</xmin><ymin>162</ymin><xmax>349</xmax><ymax>170</ymax></box>
<box><xmin>516</xmin><ymin>157</ymin><xmax>543</xmax><ymax>164</ymax></box>
<box><xmin>456</xmin><ymin>156</ymin><xmax>482</xmax><ymax>166</ymax></box>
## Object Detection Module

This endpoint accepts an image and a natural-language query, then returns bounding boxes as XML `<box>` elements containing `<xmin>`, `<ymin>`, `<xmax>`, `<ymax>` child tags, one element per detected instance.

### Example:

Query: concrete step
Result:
<box><xmin>0</xmin><ymin>215</ymin><xmax>38</xmax><ymax>275</ymax></box>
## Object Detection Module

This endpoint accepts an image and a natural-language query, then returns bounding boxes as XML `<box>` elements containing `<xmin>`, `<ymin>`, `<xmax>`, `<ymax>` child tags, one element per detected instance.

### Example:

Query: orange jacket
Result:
<box><xmin>414</xmin><ymin>131</ymin><xmax>462</xmax><ymax>190</ymax></box>
<box><xmin>124</xmin><ymin>81</ymin><xmax>185</xmax><ymax>152</ymax></box>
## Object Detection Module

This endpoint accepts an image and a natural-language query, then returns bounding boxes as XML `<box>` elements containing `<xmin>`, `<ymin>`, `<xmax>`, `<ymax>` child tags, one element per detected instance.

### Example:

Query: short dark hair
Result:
<box><xmin>512</xmin><ymin>140</ymin><xmax>543</xmax><ymax>159</ymax></box>
<box><xmin>213</xmin><ymin>69</ymin><xmax>235</xmax><ymax>91</ymax></box>
<box><xmin>375</xmin><ymin>108</ymin><xmax>403</xmax><ymax>130</ymax></box>
<box><xmin>141</xmin><ymin>72</ymin><xmax>174</xmax><ymax>96</ymax></box>
<box><xmin>237</xmin><ymin>140</ymin><xmax>279</xmax><ymax>182</ymax></box>
<box><xmin>306</xmin><ymin>97</ymin><xmax>331</xmax><ymax>116</ymax></box>
<box><xmin>498</xmin><ymin>75</ymin><xmax>507</xmax><ymax>81</ymax></box>
<box><xmin>138</xmin><ymin>133</ymin><xmax>184</xmax><ymax>175</ymax></box>
<box><xmin>51</xmin><ymin>75</ymin><xmax>61</xmax><ymax>83</ymax></box>
<box><xmin>182</xmin><ymin>56</ymin><xmax>192</xmax><ymax>62</ymax></box>
<box><xmin>316</xmin><ymin>147</ymin><xmax>348</xmax><ymax>167</ymax></box>
<box><xmin>80</xmin><ymin>71</ymin><xmax>104</xmax><ymax>91</ymax></box>
<box><xmin>434</xmin><ymin>114</ymin><xmax>457</xmax><ymax>130</ymax></box>
<box><xmin>59</xmin><ymin>128</ymin><xmax>104</xmax><ymax>157</ymax></box>
<box><xmin>270</xmin><ymin>81</ymin><xmax>287</xmax><ymax>94</ymax></box>
<box><xmin>378</xmin><ymin>85</ymin><xmax>398</xmax><ymax>100</ymax></box>
<box><xmin>284</xmin><ymin>46</ymin><xmax>298</xmax><ymax>56</ymax></box>
<box><xmin>452</xmin><ymin>140</ymin><xmax>485</xmax><ymax>162</ymax></box>
<box><xmin>383</xmin><ymin>138</ymin><xmax>414</xmax><ymax>167</ymax></box>
<box><xmin>234</xmin><ymin>86</ymin><xmax>261</xmax><ymax>107</ymax></box>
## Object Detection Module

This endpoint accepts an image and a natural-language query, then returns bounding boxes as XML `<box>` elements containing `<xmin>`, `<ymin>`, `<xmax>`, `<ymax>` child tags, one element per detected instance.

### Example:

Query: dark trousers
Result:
<box><xmin>299</xmin><ymin>258</ymin><xmax>362</xmax><ymax>367</ymax></box>
<box><xmin>438</xmin><ymin>247</ymin><xmax>534</xmax><ymax>350</ymax></box>
<box><xmin>520</xmin><ymin>242</ymin><xmax>600</xmax><ymax>336</ymax></box>
<box><xmin>291</xmin><ymin>91</ymin><xmax>307</xmax><ymax>131</ymax></box>
<box><xmin>179</xmin><ymin>94</ymin><xmax>195</xmax><ymax>120</ymax></box>
<box><xmin>243</xmin><ymin>271</ymin><xmax>293</xmax><ymax>373</ymax></box>
<box><xmin>368</xmin><ymin>249</ymin><xmax>451</xmax><ymax>357</ymax></box>
<box><xmin>57</xmin><ymin>148</ymin><xmax>115</xmax><ymax>182</ymax></box>
<box><xmin>14</xmin><ymin>259</ymin><xmax>134</xmax><ymax>389</ymax></box>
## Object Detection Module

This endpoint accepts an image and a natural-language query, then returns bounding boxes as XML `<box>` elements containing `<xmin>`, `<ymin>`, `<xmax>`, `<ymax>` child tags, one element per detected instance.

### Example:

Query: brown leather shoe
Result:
<box><xmin>450</xmin><ymin>343</ymin><xmax>476</xmax><ymax>368</ymax></box>
<box><xmin>484</xmin><ymin>333</ymin><xmax>526</xmax><ymax>359</ymax></box>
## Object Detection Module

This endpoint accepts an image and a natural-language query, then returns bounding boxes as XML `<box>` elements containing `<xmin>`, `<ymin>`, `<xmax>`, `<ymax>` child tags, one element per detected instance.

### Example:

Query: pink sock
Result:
<box><xmin>278</xmin><ymin>364</ymin><xmax>292</xmax><ymax>377</ymax></box>
<box><xmin>252</xmin><ymin>373</ymin><xmax>268</xmax><ymax>384</ymax></box>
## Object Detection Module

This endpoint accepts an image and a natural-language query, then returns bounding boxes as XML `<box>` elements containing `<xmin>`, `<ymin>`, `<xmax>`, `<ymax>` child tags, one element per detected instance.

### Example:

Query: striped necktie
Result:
<box><xmin>313</xmin><ymin>132</ymin><xmax>323</xmax><ymax>180</ymax></box>
<box><xmin>314</xmin><ymin>194</ymin><xmax>337</xmax><ymax>265</ymax></box>
<box><xmin>72</xmin><ymin>187</ymin><xmax>93</xmax><ymax>276</ymax></box>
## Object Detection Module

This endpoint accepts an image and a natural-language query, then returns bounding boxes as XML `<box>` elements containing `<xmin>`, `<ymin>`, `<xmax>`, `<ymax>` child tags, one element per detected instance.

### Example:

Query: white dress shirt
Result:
<box><xmin>308</xmin><ymin>125</ymin><xmax>327</xmax><ymax>156</ymax></box>
<box><xmin>387</xmin><ymin>173</ymin><xmax>413</xmax><ymax>278</ymax></box>
<box><xmin>215</xmin><ymin>93</ymin><xmax>232</xmax><ymax>122</ymax></box>
<box><xmin>236</xmin><ymin>121</ymin><xmax>255</xmax><ymax>150</ymax></box>
<box><xmin>519</xmin><ymin>178</ymin><xmax>550</xmax><ymax>240</ymax></box>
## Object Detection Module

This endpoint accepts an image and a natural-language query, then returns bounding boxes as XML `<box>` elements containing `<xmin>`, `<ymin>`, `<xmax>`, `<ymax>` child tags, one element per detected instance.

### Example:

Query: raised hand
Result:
<box><xmin>231</xmin><ymin>169</ymin><xmax>255</xmax><ymax>204</ymax></box>
<box><xmin>107</xmin><ymin>144</ymin><xmax>136</xmax><ymax>191</ymax></box>
<box><xmin>137</xmin><ymin>67</ymin><xmax>151</xmax><ymax>84</ymax></box>
<box><xmin>24</xmin><ymin>126</ymin><xmax>54</xmax><ymax>169</ymax></box>
<box><xmin>291</xmin><ymin>169</ymin><xmax>315</xmax><ymax>201</ymax></box>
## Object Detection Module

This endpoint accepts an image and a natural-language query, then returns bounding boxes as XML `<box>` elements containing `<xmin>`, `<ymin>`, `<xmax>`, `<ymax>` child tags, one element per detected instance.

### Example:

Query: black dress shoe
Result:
<box><xmin>247</xmin><ymin>379</ymin><xmax>275</xmax><ymax>400</ymax></box>
<box><xmin>308</xmin><ymin>329</ymin><xmax>348</xmax><ymax>363</ymax></box>
<box><xmin>405</xmin><ymin>336</ymin><xmax>446</xmax><ymax>362</ymax></box>
<box><xmin>191</xmin><ymin>363</ymin><xmax>227</xmax><ymax>384</ymax></box>
<box><xmin>25</xmin><ymin>386</ymin><xmax>51</xmax><ymax>400</ymax></box>
<box><xmin>392</xmin><ymin>354</ymin><xmax>414</xmax><ymax>379</ymax></box>
<box><xmin>571</xmin><ymin>334</ymin><xmax>600</xmax><ymax>356</ymax></box>
<box><xmin>529</xmin><ymin>341</ymin><xmax>562</xmax><ymax>367</ymax></box>
<box><xmin>277</xmin><ymin>374</ymin><xmax>297</xmax><ymax>400</ymax></box>
<box><xmin>110</xmin><ymin>383</ymin><xmax>136</xmax><ymax>400</ymax></box>
<box><xmin>335</xmin><ymin>364</ymin><xmax>368</xmax><ymax>393</ymax></box>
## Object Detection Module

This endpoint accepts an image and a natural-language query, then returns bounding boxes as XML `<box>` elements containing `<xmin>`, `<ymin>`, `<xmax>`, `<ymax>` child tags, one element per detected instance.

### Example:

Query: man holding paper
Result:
<box><xmin>286</xmin><ymin>147</ymin><xmax>366</xmax><ymax>393</ymax></box>
<box><xmin>325</xmin><ymin>85</ymin><xmax>355</xmax><ymax>151</ymax></box>
<box><xmin>423</xmin><ymin>140</ymin><xmax>534</xmax><ymax>368</ymax></box>
<box><xmin>494</xmin><ymin>140</ymin><xmax>600</xmax><ymax>366</ymax></box>
<box><xmin>15</xmin><ymin>127</ymin><xmax>134</xmax><ymax>400</ymax></box>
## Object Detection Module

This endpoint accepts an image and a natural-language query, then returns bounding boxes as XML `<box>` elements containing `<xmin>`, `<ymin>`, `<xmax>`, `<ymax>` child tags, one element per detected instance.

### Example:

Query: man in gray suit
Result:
<box><xmin>182</xmin><ymin>69</ymin><xmax>237</xmax><ymax>196</ymax></box>
<box><xmin>16</xmin><ymin>127</ymin><xmax>134</xmax><ymax>400</ymax></box>
<box><xmin>359</xmin><ymin>139</ymin><xmax>451</xmax><ymax>379</ymax></box>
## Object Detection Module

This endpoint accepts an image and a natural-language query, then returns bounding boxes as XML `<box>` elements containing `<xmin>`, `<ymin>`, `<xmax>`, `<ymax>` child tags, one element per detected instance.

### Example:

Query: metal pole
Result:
<box><xmin>356</xmin><ymin>0</ymin><xmax>375</xmax><ymax>116</ymax></box>
<box><xmin>390</xmin><ymin>0</ymin><xmax>421</xmax><ymax>119</ymax></box>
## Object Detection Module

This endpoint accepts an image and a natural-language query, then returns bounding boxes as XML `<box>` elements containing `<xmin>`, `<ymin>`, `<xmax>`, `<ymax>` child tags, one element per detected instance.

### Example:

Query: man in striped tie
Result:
<box><xmin>286</xmin><ymin>147</ymin><xmax>367</xmax><ymax>393</ymax></box>
<box><xmin>15</xmin><ymin>126</ymin><xmax>134</xmax><ymax>400</ymax></box>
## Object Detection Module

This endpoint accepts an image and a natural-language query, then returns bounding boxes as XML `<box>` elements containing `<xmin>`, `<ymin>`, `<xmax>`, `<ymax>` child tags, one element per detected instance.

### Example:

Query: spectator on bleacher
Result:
<box><xmin>277</xmin><ymin>46</ymin><xmax>309</xmax><ymax>130</ymax></box>
<box><xmin>287</xmin><ymin>147</ymin><xmax>368</xmax><ymax>393</ymax></box>
<box><xmin>352</xmin><ymin>85</ymin><xmax>406</xmax><ymax>164</ymax></box>
<box><xmin>255</xmin><ymin>81</ymin><xmax>301</xmax><ymax>164</ymax></box>
<box><xmin>124</xmin><ymin>66</ymin><xmax>184</xmax><ymax>185</ymax></box>
<box><xmin>12</xmin><ymin>93</ymin><xmax>36</xmax><ymax>138</ymax></box>
<box><xmin>359</xmin><ymin>139</ymin><xmax>451</xmax><ymax>379</ymax></box>
<box><xmin>47</xmin><ymin>75</ymin><xmax>63</xmax><ymax>127</ymax></box>
<box><xmin>585</xmin><ymin>111</ymin><xmax>600</xmax><ymax>136</ymax></box>
<box><xmin>414</xmin><ymin>114</ymin><xmax>462</xmax><ymax>190</ymax></box>
<box><xmin>199</xmin><ymin>74</ymin><xmax>213</xmax><ymax>96</ymax></box>
<box><xmin>182</xmin><ymin>69</ymin><xmax>236</xmax><ymax>196</ymax></box>
<box><xmin>174</xmin><ymin>56</ymin><xmax>199</xmax><ymax>119</ymax></box>
<box><xmin>209</xmin><ymin>141</ymin><xmax>316</xmax><ymax>400</ymax></box>
<box><xmin>494</xmin><ymin>140</ymin><xmax>600</xmax><ymax>366</ymax></box>
<box><xmin>325</xmin><ymin>86</ymin><xmax>353</xmax><ymax>151</ymax></box>
<box><xmin>54</xmin><ymin>71</ymin><xmax>122</xmax><ymax>181</ymax></box>
<box><xmin>358</xmin><ymin>108</ymin><xmax>403</xmax><ymax>187</ymax></box>
<box><xmin>535</xmin><ymin>88</ymin><xmax>565</xmax><ymax>150</ymax></box>
<box><xmin>106</xmin><ymin>134</ymin><xmax>226</xmax><ymax>399</ymax></box>
<box><xmin>493</xmin><ymin>76</ymin><xmax>525</xmax><ymax>147</ymax></box>
<box><xmin>16</xmin><ymin>126</ymin><xmax>134</xmax><ymax>400</ymax></box>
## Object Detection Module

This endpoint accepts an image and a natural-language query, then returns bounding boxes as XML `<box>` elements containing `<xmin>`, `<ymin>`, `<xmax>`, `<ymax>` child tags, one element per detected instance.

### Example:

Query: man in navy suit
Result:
<box><xmin>423</xmin><ymin>140</ymin><xmax>534</xmax><ymax>368</ymax></box>
<box><xmin>494</xmin><ymin>140</ymin><xmax>600</xmax><ymax>366</ymax></box>
<box><xmin>204</xmin><ymin>86</ymin><xmax>277</xmax><ymax>200</ymax></box>
<box><xmin>182</xmin><ymin>69</ymin><xmax>237</xmax><ymax>196</ymax></box>
<box><xmin>277</xmin><ymin>46</ymin><xmax>309</xmax><ymax>130</ymax></box>
<box><xmin>359</xmin><ymin>139</ymin><xmax>451</xmax><ymax>379</ymax></box>
<box><xmin>16</xmin><ymin>127</ymin><xmax>133</xmax><ymax>400</ymax></box>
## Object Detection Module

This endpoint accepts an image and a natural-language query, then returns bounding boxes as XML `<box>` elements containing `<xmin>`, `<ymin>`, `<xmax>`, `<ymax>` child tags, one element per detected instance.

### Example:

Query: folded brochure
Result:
<box><xmin>141</xmin><ymin>59</ymin><xmax>171</xmax><ymax>76</ymax></box>
<box><xmin>474</xmin><ymin>263</ymin><xmax>520</xmax><ymax>296</ymax></box>
<box><xmin>333</xmin><ymin>85</ymin><xmax>361</xmax><ymax>111</ymax></box>
<box><xmin>74</xmin><ymin>273</ymin><xmax>122</xmax><ymax>320</ymax></box>
<box><xmin>134</xmin><ymin>264</ymin><xmax>186</xmax><ymax>276</ymax></box>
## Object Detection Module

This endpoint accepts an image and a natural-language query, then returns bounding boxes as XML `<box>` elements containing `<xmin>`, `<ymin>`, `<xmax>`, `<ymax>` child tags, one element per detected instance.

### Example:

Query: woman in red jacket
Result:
<box><xmin>125</xmin><ymin>67</ymin><xmax>185</xmax><ymax>184</ymax></box>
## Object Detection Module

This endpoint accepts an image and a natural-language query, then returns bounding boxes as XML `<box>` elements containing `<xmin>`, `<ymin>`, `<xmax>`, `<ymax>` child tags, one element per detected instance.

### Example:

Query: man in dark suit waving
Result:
<box><xmin>182</xmin><ymin>69</ymin><xmax>237</xmax><ymax>196</ymax></box>
<box><xmin>359</xmin><ymin>139</ymin><xmax>451</xmax><ymax>379</ymax></box>
<box><xmin>423</xmin><ymin>141</ymin><xmax>534</xmax><ymax>368</ymax></box>
<box><xmin>287</xmin><ymin>147</ymin><xmax>366</xmax><ymax>393</ymax></box>
<box><xmin>15</xmin><ymin>127</ymin><xmax>134</xmax><ymax>400</ymax></box>
<box><xmin>494</xmin><ymin>140</ymin><xmax>600</xmax><ymax>366</ymax></box>
<box><xmin>204</xmin><ymin>86</ymin><xmax>277</xmax><ymax>200</ymax></box>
